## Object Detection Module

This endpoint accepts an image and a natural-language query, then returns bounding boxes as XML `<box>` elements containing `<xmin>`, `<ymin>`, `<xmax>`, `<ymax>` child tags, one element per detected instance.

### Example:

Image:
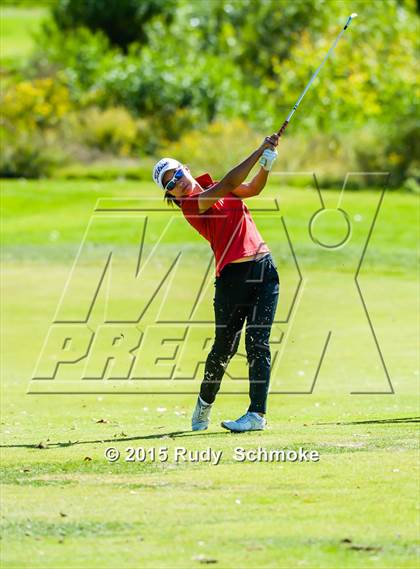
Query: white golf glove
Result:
<box><xmin>259</xmin><ymin>147</ymin><xmax>278</xmax><ymax>171</ymax></box>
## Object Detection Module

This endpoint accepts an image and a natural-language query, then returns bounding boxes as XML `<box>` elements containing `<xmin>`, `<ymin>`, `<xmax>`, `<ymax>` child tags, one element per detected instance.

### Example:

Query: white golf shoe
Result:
<box><xmin>221</xmin><ymin>412</ymin><xmax>266</xmax><ymax>432</ymax></box>
<box><xmin>191</xmin><ymin>396</ymin><xmax>212</xmax><ymax>431</ymax></box>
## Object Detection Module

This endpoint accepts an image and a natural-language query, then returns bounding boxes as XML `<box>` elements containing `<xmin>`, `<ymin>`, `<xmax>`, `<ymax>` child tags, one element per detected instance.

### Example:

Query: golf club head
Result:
<box><xmin>344</xmin><ymin>13</ymin><xmax>358</xmax><ymax>29</ymax></box>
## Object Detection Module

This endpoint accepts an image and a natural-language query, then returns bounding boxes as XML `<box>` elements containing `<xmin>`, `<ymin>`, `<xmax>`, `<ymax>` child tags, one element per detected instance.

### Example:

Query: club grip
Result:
<box><xmin>277</xmin><ymin>120</ymin><xmax>289</xmax><ymax>137</ymax></box>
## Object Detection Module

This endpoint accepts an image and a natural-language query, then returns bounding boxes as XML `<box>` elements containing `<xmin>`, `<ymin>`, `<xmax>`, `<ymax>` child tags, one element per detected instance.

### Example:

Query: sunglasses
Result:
<box><xmin>164</xmin><ymin>167</ymin><xmax>184</xmax><ymax>191</ymax></box>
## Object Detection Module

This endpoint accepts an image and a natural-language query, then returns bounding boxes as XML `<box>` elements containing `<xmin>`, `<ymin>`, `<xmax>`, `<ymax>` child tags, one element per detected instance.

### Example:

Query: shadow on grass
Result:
<box><xmin>317</xmin><ymin>416</ymin><xmax>420</xmax><ymax>426</ymax></box>
<box><xmin>3</xmin><ymin>417</ymin><xmax>418</xmax><ymax>449</ymax></box>
<box><xmin>0</xmin><ymin>429</ymin><xmax>235</xmax><ymax>449</ymax></box>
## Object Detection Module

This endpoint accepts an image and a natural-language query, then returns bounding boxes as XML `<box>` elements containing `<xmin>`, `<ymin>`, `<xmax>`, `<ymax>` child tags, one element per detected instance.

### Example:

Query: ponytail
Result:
<box><xmin>164</xmin><ymin>191</ymin><xmax>181</xmax><ymax>209</ymax></box>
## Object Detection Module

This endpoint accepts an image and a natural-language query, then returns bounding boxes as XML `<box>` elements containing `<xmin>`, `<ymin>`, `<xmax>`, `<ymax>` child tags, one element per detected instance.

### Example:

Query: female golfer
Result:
<box><xmin>152</xmin><ymin>134</ymin><xmax>279</xmax><ymax>432</ymax></box>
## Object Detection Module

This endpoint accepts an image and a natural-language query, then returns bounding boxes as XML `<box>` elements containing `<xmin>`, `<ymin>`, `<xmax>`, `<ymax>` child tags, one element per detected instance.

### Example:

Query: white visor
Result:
<box><xmin>152</xmin><ymin>157</ymin><xmax>181</xmax><ymax>189</ymax></box>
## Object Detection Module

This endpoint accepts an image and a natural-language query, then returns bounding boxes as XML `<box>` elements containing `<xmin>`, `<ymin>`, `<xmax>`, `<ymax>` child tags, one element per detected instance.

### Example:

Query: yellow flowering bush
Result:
<box><xmin>0</xmin><ymin>78</ymin><xmax>71</xmax><ymax>177</ymax></box>
<box><xmin>1</xmin><ymin>78</ymin><xmax>71</xmax><ymax>130</ymax></box>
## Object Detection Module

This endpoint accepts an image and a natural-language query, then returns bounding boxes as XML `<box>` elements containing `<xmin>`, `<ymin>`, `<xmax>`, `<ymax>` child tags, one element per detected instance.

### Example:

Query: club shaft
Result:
<box><xmin>277</xmin><ymin>15</ymin><xmax>356</xmax><ymax>137</ymax></box>
<box><xmin>287</xmin><ymin>27</ymin><xmax>346</xmax><ymax>122</ymax></box>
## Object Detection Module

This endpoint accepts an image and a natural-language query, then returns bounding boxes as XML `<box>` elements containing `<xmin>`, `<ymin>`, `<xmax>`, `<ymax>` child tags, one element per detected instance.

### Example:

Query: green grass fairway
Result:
<box><xmin>1</xmin><ymin>178</ymin><xmax>419</xmax><ymax>568</ymax></box>
<box><xmin>0</xmin><ymin>6</ymin><xmax>47</xmax><ymax>65</ymax></box>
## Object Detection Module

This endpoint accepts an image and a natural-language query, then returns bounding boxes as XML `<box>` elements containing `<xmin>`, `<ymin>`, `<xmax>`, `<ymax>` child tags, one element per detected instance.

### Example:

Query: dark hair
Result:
<box><xmin>164</xmin><ymin>191</ymin><xmax>181</xmax><ymax>209</ymax></box>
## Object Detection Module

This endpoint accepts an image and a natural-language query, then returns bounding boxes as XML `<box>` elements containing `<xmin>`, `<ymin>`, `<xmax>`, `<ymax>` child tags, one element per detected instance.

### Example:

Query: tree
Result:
<box><xmin>52</xmin><ymin>0</ymin><xmax>176</xmax><ymax>51</ymax></box>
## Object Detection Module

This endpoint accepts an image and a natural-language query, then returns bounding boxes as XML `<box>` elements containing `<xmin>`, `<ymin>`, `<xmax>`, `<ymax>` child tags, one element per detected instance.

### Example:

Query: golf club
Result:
<box><xmin>276</xmin><ymin>13</ymin><xmax>358</xmax><ymax>137</ymax></box>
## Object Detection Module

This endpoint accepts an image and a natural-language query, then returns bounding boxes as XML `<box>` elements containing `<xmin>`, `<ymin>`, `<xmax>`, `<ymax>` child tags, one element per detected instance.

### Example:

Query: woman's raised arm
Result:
<box><xmin>197</xmin><ymin>134</ymin><xmax>279</xmax><ymax>213</ymax></box>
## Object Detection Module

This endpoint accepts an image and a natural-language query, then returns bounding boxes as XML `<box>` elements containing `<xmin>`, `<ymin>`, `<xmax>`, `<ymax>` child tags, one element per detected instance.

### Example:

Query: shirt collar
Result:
<box><xmin>194</xmin><ymin>173</ymin><xmax>215</xmax><ymax>189</ymax></box>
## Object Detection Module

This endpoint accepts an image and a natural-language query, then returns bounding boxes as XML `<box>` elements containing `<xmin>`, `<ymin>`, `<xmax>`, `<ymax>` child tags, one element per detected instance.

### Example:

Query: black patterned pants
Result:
<box><xmin>199</xmin><ymin>253</ymin><xmax>279</xmax><ymax>414</ymax></box>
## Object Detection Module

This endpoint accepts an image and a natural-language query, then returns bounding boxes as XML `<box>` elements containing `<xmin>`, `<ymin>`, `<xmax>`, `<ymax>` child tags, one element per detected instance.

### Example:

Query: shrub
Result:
<box><xmin>0</xmin><ymin>129</ymin><xmax>63</xmax><ymax>178</ymax></box>
<box><xmin>30</xmin><ymin>22</ymin><xmax>257</xmax><ymax>136</ymax></box>
<box><xmin>159</xmin><ymin>119</ymin><xmax>262</xmax><ymax>179</ymax></box>
<box><xmin>159</xmin><ymin>119</ymin><xmax>418</xmax><ymax>190</ymax></box>
<box><xmin>385</xmin><ymin>118</ymin><xmax>420</xmax><ymax>187</ymax></box>
<box><xmin>1</xmin><ymin>77</ymin><xmax>71</xmax><ymax>129</ymax></box>
<box><xmin>54</xmin><ymin>157</ymin><xmax>155</xmax><ymax>181</ymax></box>
<box><xmin>28</xmin><ymin>23</ymin><xmax>114</xmax><ymax>100</ymax></box>
<box><xmin>77</xmin><ymin>106</ymin><xmax>138</xmax><ymax>156</ymax></box>
<box><xmin>0</xmin><ymin>77</ymin><xmax>72</xmax><ymax>177</ymax></box>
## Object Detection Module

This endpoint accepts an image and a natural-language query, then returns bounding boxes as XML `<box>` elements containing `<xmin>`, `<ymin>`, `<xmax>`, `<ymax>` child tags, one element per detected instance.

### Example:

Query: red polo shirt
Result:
<box><xmin>180</xmin><ymin>173</ymin><xmax>270</xmax><ymax>277</ymax></box>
